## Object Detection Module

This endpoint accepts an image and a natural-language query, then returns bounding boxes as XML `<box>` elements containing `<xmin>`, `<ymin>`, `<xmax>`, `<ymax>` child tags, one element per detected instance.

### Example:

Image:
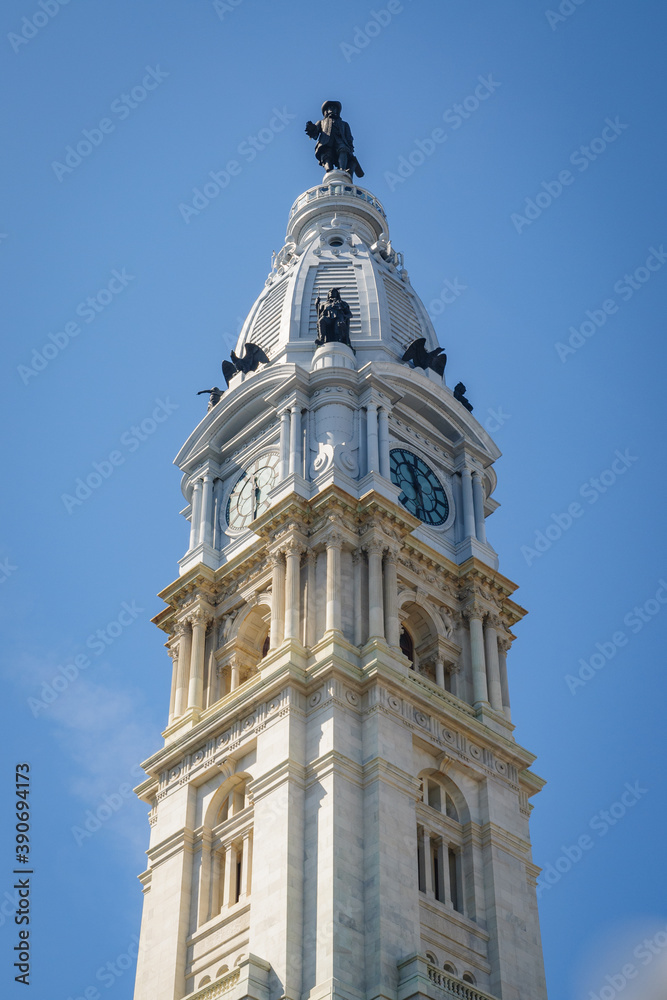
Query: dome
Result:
<box><xmin>231</xmin><ymin>170</ymin><xmax>442</xmax><ymax>374</ymax></box>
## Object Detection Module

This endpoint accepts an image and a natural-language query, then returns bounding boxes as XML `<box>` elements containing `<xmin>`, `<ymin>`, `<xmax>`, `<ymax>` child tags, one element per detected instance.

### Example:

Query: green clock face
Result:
<box><xmin>390</xmin><ymin>449</ymin><xmax>449</xmax><ymax>526</ymax></box>
<box><xmin>226</xmin><ymin>453</ymin><xmax>279</xmax><ymax>530</ymax></box>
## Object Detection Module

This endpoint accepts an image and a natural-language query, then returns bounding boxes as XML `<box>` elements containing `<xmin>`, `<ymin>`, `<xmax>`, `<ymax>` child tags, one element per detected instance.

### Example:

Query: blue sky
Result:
<box><xmin>1</xmin><ymin>1</ymin><xmax>666</xmax><ymax>998</ymax></box>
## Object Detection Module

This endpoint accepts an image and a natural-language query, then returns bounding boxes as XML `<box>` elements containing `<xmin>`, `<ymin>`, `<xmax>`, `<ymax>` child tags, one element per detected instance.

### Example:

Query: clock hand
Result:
<box><xmin>406</xmin><ymin>463</ymin><xmax>425</xmax><ymax>507</ymax></box>
<box><xmin>253</xmin><ymin>476</ymin><xmax>261</xmax><ymax>518</ymax></box>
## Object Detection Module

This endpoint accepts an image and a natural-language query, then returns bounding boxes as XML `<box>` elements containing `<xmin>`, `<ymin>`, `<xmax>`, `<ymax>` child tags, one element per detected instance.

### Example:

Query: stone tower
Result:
<box><xmin>132</xmin><ymin>164</ymin><xmax>549</xmax><ymax>1000</ymax></box>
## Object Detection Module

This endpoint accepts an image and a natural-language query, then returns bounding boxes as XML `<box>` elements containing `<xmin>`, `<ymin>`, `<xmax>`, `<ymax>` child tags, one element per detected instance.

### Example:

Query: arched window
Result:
<box><xmin>417</xmin><ymin>772</ymin><xmax>473</xmax><ymax>920</ymax></box>
<box><xmin>425</xmin><ymin>951</ymin><xmax>437</xmax><ymax>965</ymax></box>
<box><xmin>462</xmin><ymin>972</ymin><xmax>476</xmax><ymax>985</ymax></box>
<box><xmin>443</xmin><ymin>962</ymin><xmax>457</xmax><ymax>975</ymax></box>
<box><xmin>198</xmin><ymin>775</ymin><xmax>254</xmax><ymax>925</ymax></box>
<box><xmin>400</xmin><ymin>625</ymin><xmax>414</xmax><ymax>665</ymax></box>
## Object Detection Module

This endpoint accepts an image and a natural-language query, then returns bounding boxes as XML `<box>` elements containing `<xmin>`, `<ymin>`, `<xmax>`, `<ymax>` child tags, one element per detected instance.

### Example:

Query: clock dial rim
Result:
<box><xmin>225</xmin><ymin>452</ymin><xmax>280</xmax><ymax>532</ymax></box>
<box><xmin>389</xmin><ymin>447</ymin><xmax>452</xmax><ymax>527</ymax></box>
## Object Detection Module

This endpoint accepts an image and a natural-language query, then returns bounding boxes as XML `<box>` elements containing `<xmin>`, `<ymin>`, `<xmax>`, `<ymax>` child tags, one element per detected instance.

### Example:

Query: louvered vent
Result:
<box><xmin>307</xmin><ymin>263</ymin><xmax>362</xmax><ymax>340</ymax></box>
<box><xmin>249</xmin><ymin>279</ymin><xmax>288</xmax><ymax>355</ymax></box>
<box><xmin>383</xmin><ymin>275</ymin><xmax>423</xmax><ymax>350</ymax></box>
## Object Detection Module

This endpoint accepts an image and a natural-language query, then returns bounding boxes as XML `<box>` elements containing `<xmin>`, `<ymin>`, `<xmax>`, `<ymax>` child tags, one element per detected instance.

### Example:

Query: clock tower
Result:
<box><xmin>132</xmin><ymin>111</ymin><xmax>549</xmax><ymax>1000</ymax></box>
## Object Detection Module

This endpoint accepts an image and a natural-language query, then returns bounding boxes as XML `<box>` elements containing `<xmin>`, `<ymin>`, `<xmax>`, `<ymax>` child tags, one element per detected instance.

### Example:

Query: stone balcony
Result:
<box><xmin>399</xmin><ymin>954</ymin><xmax>499</xmax><ymax>1000</ymax></box>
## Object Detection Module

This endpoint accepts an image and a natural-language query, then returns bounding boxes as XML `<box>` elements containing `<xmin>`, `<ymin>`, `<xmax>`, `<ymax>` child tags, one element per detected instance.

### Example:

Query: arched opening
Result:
<box><xmin>400</xmin><ymin>625</ymin><xmax>414</xmax><ymax>665</ymax></box>
<box><xmin>261</xmin><ymin>633</ymin><xmax>270</xmax><ymax>658</ymax></box>
<box><xmin>462</xmin><ymin>972</ymin><xmax>476</xmax><ymax>985</ymax></box>
<box><xmin>443</xmin><ymin>962</ymin><xmax>457</xmax><ymax>975</ymax></box>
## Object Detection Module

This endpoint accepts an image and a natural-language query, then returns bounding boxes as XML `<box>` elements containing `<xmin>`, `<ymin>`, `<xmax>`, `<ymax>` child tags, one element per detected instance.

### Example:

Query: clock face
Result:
<box><xmin>390</xmin><ymin>449</ymin><xmax>450</xmax><ymax>526</ymax></box>
<box><xmin>226</xmin><ymin>453</ymin><xmax>280</xmax><ymax>530</ymax></box>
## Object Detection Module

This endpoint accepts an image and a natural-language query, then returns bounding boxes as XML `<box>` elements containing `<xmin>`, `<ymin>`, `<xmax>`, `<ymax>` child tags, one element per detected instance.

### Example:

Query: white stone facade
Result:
<box><xmin>132</xmin><ymin>170</ymin><xmax>548</xmax><ymax>1000</ymax></box>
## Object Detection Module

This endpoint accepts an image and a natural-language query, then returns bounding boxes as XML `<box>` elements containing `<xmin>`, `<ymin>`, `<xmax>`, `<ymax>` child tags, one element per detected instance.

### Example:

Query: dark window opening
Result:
<box><xmin>400</xmin><ymin>626</ymin><xmax>414</xmax><ymax>665</ymax></box>
<box><xmin>261</xmin><ymin>634</ymin><xmax>270</xmax><ymax>658</ymax></box>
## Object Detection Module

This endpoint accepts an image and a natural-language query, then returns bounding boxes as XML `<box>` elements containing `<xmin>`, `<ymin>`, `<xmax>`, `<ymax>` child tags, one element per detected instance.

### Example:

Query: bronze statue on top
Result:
<box><xmin>305</xmin><ymin>101</ymin><xmax>364</xmax><ymax>178</ymax></box>
<box><xmin>315</xmin><ymin>288</ymin><xmax>353</xmax><ymax>348</ymax></box>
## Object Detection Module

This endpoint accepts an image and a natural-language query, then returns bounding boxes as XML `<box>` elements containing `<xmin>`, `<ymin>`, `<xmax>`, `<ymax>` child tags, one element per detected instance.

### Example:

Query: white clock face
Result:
<box><xmin>226</xmin><ymin>453</ymin><xmax>279</xmax><ymax>530</ymax></box>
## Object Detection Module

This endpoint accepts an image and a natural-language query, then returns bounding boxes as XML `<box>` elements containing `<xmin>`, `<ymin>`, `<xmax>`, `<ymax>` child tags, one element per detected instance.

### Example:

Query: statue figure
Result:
<box><xmin>454</xmin><ymin>382</ymin><xmax>473</xmax><ymax>412</ymax></box>
<box><xmin>305</xmin><ymin>101</ymin><xmax>364</xmax><ymax>178</ymax></box>
<box><xmin>221</xmin><ymin>342</ymin><xmax>270</xmax><ymax>386</ymax></box>
<box><xmin>402</xmin><ymin>337</ymin><xmax>447</xmax><ymax>377</ymax></box>
<box><xmin>197</xmin><ymin>387</ymin><xmax>224</xmax><ymax>411</ymax></box>
<box><xmin>315</xmin><ymin>288</ymin><xmax>353</xmax><ymax>347</ymax></box>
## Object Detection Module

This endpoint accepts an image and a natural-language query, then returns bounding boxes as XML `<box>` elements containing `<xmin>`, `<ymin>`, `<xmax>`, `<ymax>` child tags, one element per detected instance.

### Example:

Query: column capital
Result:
<box><xmin>363</xmin><ymin>538</ymin><xmax>387</xmax><ymax>557</ymax></box>
<box><xmin>497</xmin><ymin>633</ymin><xmax>513</xmax><ymax>653</ymax></box>
<box><xmin>280</xmin><ymin>537</ymin><xmax>306</xmax><ymax>558</ymax></box>
<box><xmin>462</xmin><ymin>602</ymin><xmax>486</xmax><ymax>622</ymax></box>
<box><xmin>187</xmin><ymin>606</ymin><xmax>213</xmax><ymax>628</ymax></box>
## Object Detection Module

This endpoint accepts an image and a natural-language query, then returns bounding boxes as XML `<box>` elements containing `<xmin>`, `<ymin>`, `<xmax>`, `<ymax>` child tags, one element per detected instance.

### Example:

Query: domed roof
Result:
<box><xmin>232</xmin><ymin>171</ymin><xmax>442</xmax><ymax>373</ymax></box>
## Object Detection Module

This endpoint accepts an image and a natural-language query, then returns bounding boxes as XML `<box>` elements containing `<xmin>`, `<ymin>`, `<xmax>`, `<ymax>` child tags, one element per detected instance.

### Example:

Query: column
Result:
<box><xmin>325</xmin><ymin>534</ymin><xmax>342</xmax><ymax>633</ymax></box>
<box><xmin>460</xmin><ymin>468</ymin><xmax>476</xmax><ymax>539</ymax></box>
<box><xmin>167</xmin><ymin>645</ymin><xmax>178</xmax><ymax>724</ymax></box>
<box><xmin>269</xmin><ymin>553</ymin><xmax>285</xmax><ymax>648</ymax></box>
<box><xmin>366</xmin><ymin>403</ymin><xmax>379</xmax><ymax>474</ymax></box>
<box><xmin>200</xmin><ymin>473</ymin><xmax>214</xmax><ymax>547</ymax></box>
<box><xmin>467</xmin><ymin>610</ymin><xmax>488</xmax><ymax>706</ymax></box>
<box><xmin>239</xmin><ymin>830</ymin><xmax>252</xmax><ymax>899</ymax></box>
<box><xmin>471</xmin><ymin>471</ymin><xmax>487</xmax><ymax>544</ymax></box>
<box><xmin>422</xmin><ymin>827</ymin><xmax>434</xmax><ymax>896</ymax></box>
<box><xmin>198</xmin><ymin>832</ymin><xmax>213</xmax><ymax>924</ymax></box>
<box><xmin>305</xmin><ymin>551</ymin><xmax>317</xmax><ymax>647</ymax></box>
<box><xmin>441</xmin><ymin>838</ymin><xmax>452</xmax><ymax>906</ymax></box>
<box><xmin>435</xmin><ymin>657</ymin><xmax>446</xmax><ymax>690</ymax></box>
<box><xmin>279</xmin><ymin>410</ymin><xmax>291</xmax><ymax>480</ymax></box>
<box><xmin>187</xmin><ymin>610</ymin><xmax>209</xmax><ymax>711</ymax></box>
<box><xmin>230</xmin><ymin>656</ymin><xmax>240</xmax><ymax>692</ymax></box>
<box><xmin>288</xmin><ymin>406</ymin><xmax>301</xmax><ymax>476</ymax></box>
<box><xmin>378</xmin><ymin>406</ymin><xmax>390</xmax><ymax>478</ymax></box>
<box><xmin>189</xmin><ymin>478</ymin><xmax>203</xmax><ymax>550</ymax></box>
<box><xmin>367</xmin><ymin>541</ymin><xmax>385</xmax><ymax>640</ymax></box>
<box><xmin>173</xmin><ymin>622</ymin><xmax>191</xmax><ymax>718</ymax></box>
<box><xmin>222</xmin><ymin>842</ymin><xmax>238</xmax><ymax>907</ymax></box>
<box><xmin>484</xmin><ymin>620</ymin><xmax>503</xmax><ymax>712</ymax></box>
<box><xmin>353</xmin><ymin>549</ymin><xmax>364</xmax><ymax>646</ymax></box>
<box><xmin>284</xmin><ymin>542</ymin><xmax>303</xmax><ymax>640</ymax></box>
<box><xmin>212</xmin><ymin>478</ymin><xmax>224</xmax><ymax>549</ymax></box>
<box><xmin>383</xmin><ymin>550</ymin><xmax>400</xmax><ymax>648</ymax></box>
<box><xmin>498</xmin><ymin>638</ymin><xmax>512</xmax><ymax>722</ymax></box>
